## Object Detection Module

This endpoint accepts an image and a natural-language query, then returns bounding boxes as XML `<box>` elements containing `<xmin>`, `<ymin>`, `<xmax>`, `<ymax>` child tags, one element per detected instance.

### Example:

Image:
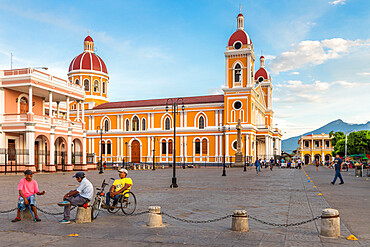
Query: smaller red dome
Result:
<box><xmin>237</xmin><ymin>13</ymin><xmax>243</xmax><ymax>17</ymax></box>
<box><xmin>228</xmin><ymin>30</ymin><xmax>251</xmax><ymax>46</ymax></box>
<box><xmin>255</xmin><ymin>67</ymin><xmax>269</xmax><ymax>80</ymax></box>
<box><xmin>260</xmin><ymin>55</ymin><xmax>265</xmax><ymax>59</ymax></box>
<box><xmin>84</xmin><ymin>35</ymin><xmax>93</xmax><ymax>42</ymax></box>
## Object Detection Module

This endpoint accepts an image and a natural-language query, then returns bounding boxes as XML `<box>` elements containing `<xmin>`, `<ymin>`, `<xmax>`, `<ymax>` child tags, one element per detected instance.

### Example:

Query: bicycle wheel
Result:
<box><xmin>91</xmin><ymin>197</ymin><xmax>102</xmax><ymax>220</ymax></box>
<box><xmin>121</xmin><ymin>192</ymin><xmax>136</xmax><ymax>215</ymax></box>
<box><xmin>107</xmin><ymin>197</ymin><xmax>121</xmax><ymax>214</ymax></box>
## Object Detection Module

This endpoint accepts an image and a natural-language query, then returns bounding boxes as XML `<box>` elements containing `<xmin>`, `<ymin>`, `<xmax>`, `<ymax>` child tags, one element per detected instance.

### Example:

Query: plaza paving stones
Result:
<box><xmin>0</xmin><ymin>166</ymin><xmax>367</xmax><ymax>246</ymax></box>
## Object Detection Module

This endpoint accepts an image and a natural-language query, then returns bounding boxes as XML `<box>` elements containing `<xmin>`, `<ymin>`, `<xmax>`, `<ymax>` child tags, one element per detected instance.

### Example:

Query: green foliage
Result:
<box><xmin>331</xmin><ymin>130</ymin><xmax>370</xmax><ymax>156</ymax></box>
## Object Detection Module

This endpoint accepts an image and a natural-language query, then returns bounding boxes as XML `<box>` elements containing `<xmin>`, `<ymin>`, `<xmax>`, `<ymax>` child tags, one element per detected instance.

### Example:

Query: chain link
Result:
<box><xmin>0</xmin><ymin>207</ymin><xmax>18</xmax><ymax>214</ymax></box>
<box><xmin>162</xmin><ymin>212</ymin><xmax>233</xmax><ymax>223</ymax></box>
<box><xmin>35</xmin><ymin>206</ymin><xmax>77</xmax><ymax>216</ymax></box>
<box><xmin>247</xmin><ymin>215</ymin><xmax>321</xmax><ymax>227</ymax></box>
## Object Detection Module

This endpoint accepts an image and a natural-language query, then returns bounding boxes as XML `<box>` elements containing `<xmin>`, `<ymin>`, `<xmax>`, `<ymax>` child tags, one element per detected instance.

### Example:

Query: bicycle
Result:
<box><xmin>91</xmin><ymin>178</ymin><xmax>137</xmax><ymax>220</ymax></box>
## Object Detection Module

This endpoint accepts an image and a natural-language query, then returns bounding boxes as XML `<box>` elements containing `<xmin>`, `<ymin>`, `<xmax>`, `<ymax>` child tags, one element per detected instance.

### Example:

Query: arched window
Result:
<box><xmin>107</xmin><ymin>141</ymin><xmax>112</xmax><ymax>155</ymax></box>
<box><xmin>195</xmin><ymin>139</ymin><xmax>201</xmax><ymax>154</ymax></box>
<box><xmin>103</xmin><ymin>119</ymin><xmax>109</xmax><ymax>132</ymax></box>
<box><xmin>102</xmin><ymin>81</ymin><xmax>106</xmax><ymax>94</ymax></box>
<box><xmin>165</xmin><ymin>117</ymin><xmax>170</xmax><ymax>130</ymax></box>
<box><xmin>142</xmin><ymin>118</ymin><xmax>146</xmax><ymax>131</ymax></box>
<box><xmin>234</xmin><ymin>63</ymin><xmax>241</xmax><ymax>83</ymax></box>
<box><xmin>132</xmin><ymin>116</ymin><xmax>139</xmax><ymax>131</ymax></box>
<box><xmin>168</xmin><ymin>140</ymin><xmax>173</xmax><ymax>155</ymax></box>
<box><xmin>75</xmin><ymin>79</ymin><xmax>80</xmax><ymax>85</ymax></box>
<box><xmin>125</xmin><ymin>119</ymin><xmax>129</xmax><ymax>131</ymax></box>
<box><xmin>199</xmin><ymin>116</ymin><xmax>205</xmax><ymax>129</ymax></box>
<box><xmin>101</xmin><ymin>141</ymin><xmax>105</xmax><ymax>155</ymax></box>
<box><xmin>161</xmin><ymin>140</ymin><xmax>167</xmax><ymax>155</ymax></box>
<box><xmin>202</xmin><ymin>139</ymin><xmax>207</xmax><ymax>155</ymax></box>
<box><xmin>94</xmin><ymin>80</ymin><xmax>99</xmax><ymax>92</ymax></box>
<box><xmin>84</xmin><ymin>79</ymin><xmax>90</xmax><ymax>91</ymax></box>
<box><xmin>19</xmin><ymin>96</ymin><xmax>28</xmax><ymax>114</ymax></box>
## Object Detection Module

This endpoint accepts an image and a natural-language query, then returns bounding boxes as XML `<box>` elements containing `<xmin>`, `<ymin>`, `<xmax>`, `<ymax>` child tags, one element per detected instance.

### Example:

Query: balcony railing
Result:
<box><xmin>1</xmin><ymin>114</ymin><xmax>83</xmax><ymax>129</ymax></box>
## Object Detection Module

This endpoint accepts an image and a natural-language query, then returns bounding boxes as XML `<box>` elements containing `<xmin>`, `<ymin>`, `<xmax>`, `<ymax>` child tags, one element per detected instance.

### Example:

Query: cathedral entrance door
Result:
<box><xmin>131</xmin><ymin>140</ymin><xmax>140</xmax><ymax>163</ymax></box>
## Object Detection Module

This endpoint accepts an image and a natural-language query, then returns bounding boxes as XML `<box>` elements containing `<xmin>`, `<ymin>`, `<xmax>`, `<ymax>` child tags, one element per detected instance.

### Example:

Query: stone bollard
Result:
<box><xmin>21</xmin><ymin>208</ymin><xmax>34</xmax><ymax>221</ymax></box>
<box><xmin>133</xmin><ymin>165</ymin><xmax>136</xmax><ymax>170</ymax></box>
<box><xmin>320</xmin><ymin>208</ymin><xmax>340</xmax><ymax>238</ymax></box>
<box><xmin>147</xmin><ymin>206</ymin><xmax>162</xmax><ymax>227</ymax></box>
<box><xmin>162</xmin><ymin>165</ymin><xmax>164</xmax><ymax>169</ymax></box>
<box><xmin>232</xmin><ymin>210</ymin><xmax>249</xmax><ymax>232</ymax></box>
<box><xmin>75</xmin><ymin>203</ymin><xmax>91</xmax><ymax>223</ymax></box>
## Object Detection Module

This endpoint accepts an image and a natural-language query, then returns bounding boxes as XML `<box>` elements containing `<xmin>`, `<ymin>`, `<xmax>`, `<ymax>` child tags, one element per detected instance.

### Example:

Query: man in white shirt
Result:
<box><xmin>57</xmin><ymin>172</ymin><xmax>93</xmax><ymax>224</ymax></box>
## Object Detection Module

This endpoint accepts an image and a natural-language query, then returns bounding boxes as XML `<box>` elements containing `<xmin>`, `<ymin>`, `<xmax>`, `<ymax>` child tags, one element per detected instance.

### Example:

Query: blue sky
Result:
<box><xmin>0</xmin><ymin>0</ymin><xmax>369</xmax><ymax>138</ymax></box>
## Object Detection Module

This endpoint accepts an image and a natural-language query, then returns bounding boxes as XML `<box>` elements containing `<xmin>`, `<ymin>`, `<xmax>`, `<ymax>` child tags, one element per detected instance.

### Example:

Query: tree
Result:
<box><xmin>331</xmin><ymin>130</ymin><xmax>370</xmax><ymax>156</ymax></box>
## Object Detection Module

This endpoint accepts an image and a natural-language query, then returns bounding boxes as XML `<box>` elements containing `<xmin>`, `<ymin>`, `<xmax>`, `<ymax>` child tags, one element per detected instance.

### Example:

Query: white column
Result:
<box><xmin>117</xmin><ymin>137</ymin><xmax>120</xmax><ymax>159</ymax></box>
<box><xmin>121</xmin><ymin>115</ymin><xmax>124</xmax><ymax>131</ymax></box>
<box><xmin>117</xmin><ymin>115</ymin><xmax>120</xmax><ymax>130</ymax></box>
<box><xmin>26</xmin><ymin>131</ymin><xmax>35</xmax><ymax>166</ymax></box>
<box><xmin>265</xmin><ymin>136</ymin><xmax>268</xmax><ymax>158</ymax></box>
<box><xmin>83</xmin><ymin>131</ymin><xmax>87</xmax><ymax>164</ymax></box>
<box><xmin>56</xmin><ymin>101</ymin><xmax>60</xmax><ymax>118</ymax></box>
<box><xmin>246</xmin><ymin>134</ymin><xmax>249</xmax><ymax>157</ymax></box>
<box><xmin>215</xmin><ymin>134</ymin><xmax>218</xmax><ymax>161</ymax></box>
<box><xmin>81</xmin><ymin>101</ymin><xmax>85</xmax><ymax>123</ymax></box>
<box><xmin>226</xmin><ymin>133</ymin><xmax>229</xmax><ymax>160</ymax></box>
<box><xmin>50</xmin><ymin>131</ymin><xmax>55</xmax><ymax>165</ymax></box>
<box><xmin>28</xmin><ymin>86</ymin><xmax>33</xmax><ymax>114</ymax></box>
<box><xmin>49</xmin><ymin>92</ymin><xmax>52</xmax><ymax>117</ymax></box>
<box><xmin>67</xmin><ymin>130</ymin><xmax>72</xmax><ymax>165</ymax></box>
<box><xmin>76</xmin><ymin>101</ymin><xmax>80</xmax><ymax>121</ymax></box>
<box><xmin>92</xmin><ymin>116</ymin><xmax>95</xmax><ymax>130</ymax></box>
<box><xmin>66</xmin><ymin>97</ymin><xmax>70</xmax><ymax>120</ymax></box>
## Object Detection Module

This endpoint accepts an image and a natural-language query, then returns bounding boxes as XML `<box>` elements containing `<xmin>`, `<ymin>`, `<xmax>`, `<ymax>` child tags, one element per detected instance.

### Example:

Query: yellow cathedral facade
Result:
<box><xmin>68</xmin><ymin>12</ymin><xmax>282</xmax><ymax>166</ymax></box>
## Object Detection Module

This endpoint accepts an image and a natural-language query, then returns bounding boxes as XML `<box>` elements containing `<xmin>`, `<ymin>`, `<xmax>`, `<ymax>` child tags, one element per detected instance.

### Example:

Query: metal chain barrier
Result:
<box><xmin>0</xmin><ymin>207</ymin><xmax>18</xmax><ymax>214</ymax></box>
<box><xmin>247</xmin><ymin>214</ymin><xmax>321</xmax><ymax>227</ymax></box>
<box><xmin>162</xmin><ymin>212</ymin><xmax>233</xmax><ymax>223</ymax></box>
<box><xmin>36</xmin><ymin>206</ymin><xmax>77</xmax><ymax>216</ymax></box>
<box><xmin>124</xmin><ymin>210</ymin><xmax>149</xmax><ymax>216</ymax></box>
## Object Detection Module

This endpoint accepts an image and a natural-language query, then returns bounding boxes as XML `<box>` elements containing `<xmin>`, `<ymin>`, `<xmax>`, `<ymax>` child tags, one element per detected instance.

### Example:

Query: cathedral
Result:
<box><xmin>69</xmin><ymin>12</ymin><xmax>282</xmax><ymax>166</ymax></box>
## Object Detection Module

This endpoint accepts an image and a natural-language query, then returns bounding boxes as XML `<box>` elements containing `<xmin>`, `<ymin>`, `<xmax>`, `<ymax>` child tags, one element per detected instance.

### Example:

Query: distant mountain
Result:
<box><xmin>281</xmin><ymin>119</ymin><xmax>370</xmax><ymax>153</ymax></box>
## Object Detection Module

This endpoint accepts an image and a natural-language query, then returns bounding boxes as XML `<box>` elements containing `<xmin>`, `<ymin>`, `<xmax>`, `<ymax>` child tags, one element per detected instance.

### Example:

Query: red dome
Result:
<box><xmin>237</xmin><ymin>13</ymin><xmax>243</xmax><ymax>17</ymax></box>
<box><xmin>68</xmin><ymin>52</ymin><xmax>108</xmax><ymax>74</ymax></box>
<box><xmin>255</xmin><ymin>67</ymin><xmax>269</xmax><ymax>80</ymax></box>
<box><xmin>228</xmin><ymin>30</ymin><xmax>251</xmax><ymax>46</ymax></box>
<box><xmin>84</xmin><ymin>35</ymin><xmax>93</xmax><ymax>42</ymax></box>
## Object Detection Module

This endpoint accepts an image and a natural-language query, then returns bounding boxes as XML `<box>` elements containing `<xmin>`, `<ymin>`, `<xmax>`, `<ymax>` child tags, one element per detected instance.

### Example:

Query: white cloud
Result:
<box><xmin>208</xmin><ymin>85</ymin><xmax>224</xmax><ymax>95</ymax></box>
<box><xmin>270</xmin><ymin>38</ymin><xmax>370</xmax><ymax>74</ymax></box>
<box><xmin>357</xmin><ymin>72</ymin><xmax>370</xmax><ymax>76</ymax></box>
<box><xmin>290</xmin><ymin>72</ymin><xmax>300</xmax><ymax>75</ymax></box>
<box><xmin>330</xmin><ymin>0</ymin><xmax>347</xmax><ymax>5</ymax></box>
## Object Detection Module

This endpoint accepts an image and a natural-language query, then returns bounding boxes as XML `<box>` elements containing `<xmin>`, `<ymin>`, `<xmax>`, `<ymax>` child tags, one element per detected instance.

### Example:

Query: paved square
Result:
<box><xmin>0</xmin><ymin>166</ymin><xmax>367</xmax><ymax>246</ymax></box>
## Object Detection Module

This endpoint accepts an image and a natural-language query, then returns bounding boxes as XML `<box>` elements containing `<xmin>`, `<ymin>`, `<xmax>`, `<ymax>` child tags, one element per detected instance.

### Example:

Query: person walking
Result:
<box><xmin>330</xmin><ymin>154</ymin><xmax>344</xmax><ymax>185</ymax></box>
<box><xmin>255</xmin><ymin>158</ymin><xmax>261</xmax><ymax>174</ymax></box>
<box><xmin>297</xmin><ymin>158</ymin><xmax>302</xmax><ymax>169</ymax></box>
<box><xmin>315</xmin><ymin>159</ymin><xmax>319</xmax><ymax>172</ymax></box>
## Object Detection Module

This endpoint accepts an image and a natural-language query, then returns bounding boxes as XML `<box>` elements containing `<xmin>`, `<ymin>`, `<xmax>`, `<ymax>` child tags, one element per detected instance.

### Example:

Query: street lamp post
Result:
<box><xmin>125</xmin><ymin>142</ymin><xmax>128</xmax><ymax>169</ymax></box>
<box><xmin>96</xmin><ymin>126</ymin><xmax>106</xmax><ymax>174</ymax></box>
<box><xmin>218</xmin><ymin>123</ymin><xmax>230</xmax><ymax>176</ymax></box>
<box><xmin>152</xmin><ymin>136</ymin><xmax>157</xmax><ymax>170</ymax></box>
<box><xmin>166</xmin><ymin>98</ymin><xmax>185</xmax><ymax>188</ymax></box>
<box><xmin>243</xmin><ymin>135</ymin><xmax>247</xmax><ymax>172</ymax></box>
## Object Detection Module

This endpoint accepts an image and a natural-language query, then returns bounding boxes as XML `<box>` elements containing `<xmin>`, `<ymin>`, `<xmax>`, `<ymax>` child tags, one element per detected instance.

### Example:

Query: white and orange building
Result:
<box><xmin>68</xmin><ymin>12</ymin><xmax>282</xmax><ymax>166</ymax></box>
<box><xmin>0</xmin><ymin>68</ymin><xmax>86</xmax><ymax>173</ymax></box>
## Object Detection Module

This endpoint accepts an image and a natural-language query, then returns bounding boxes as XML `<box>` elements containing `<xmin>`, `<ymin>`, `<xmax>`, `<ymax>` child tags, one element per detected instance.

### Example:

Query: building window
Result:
<box><xmin>84</xmin><ymin>79</ymin><xmax>89</xmax><ymax>91</ymax></box>
<box><xmin>165</xmin><ymin>117</ymin><xmax>170</xmax><ymax>130</ymax></box>
<box><xmin>102</xmin><ymin>81</ymin><xmax>106</xmax><ymax>94</ymax></box>
<box><xmin>142</xmin><ymin>118</ymin><xmax>146</xmax><ymax>131</ymax></box>
<box><xmin>304</xmin><ymin>141</ymin><xmax>309</xmax><ymax>148</ymax></box>
<box><xmin>202</xmin><ymin>139</ymin><xmax>207</xmax><ymax>155</ymax></box>
<box><xmin>75</xmin><ymin>79</ymin><xmax>80</xmax><ymax>85</ymax></box>
<box><xmin>103</xmin><ymin>119</ymin><xmax>109</xmax><ymax>132</ymax></box>
<box><xmin>168</xmin><ymin>140</ymin><xmax>173</xmax><ymax>155</ymax></box>
<box><xmin>162</xmin><ymin>140</ymin><xmax>167</xmax><ymax>155</ymax></box>
<box><xmin>199</xmin><ymin>116</ymin><xmax>205</xmax><ymax>129</ymax></box>
<box><xmin>107</xmin><ymin>141</ymin><xmax>112</xmax><ymax>155</ymax></box>
<box><xmin>315</xmin><ymin>141</ymin><xmax>320</xmax><ymax>148</ymax></box>
<box><xmin>195</xmin><ymin>139</ymin><xmax>200</xmax><ymax>154</ymax></box>
<box><xmin>325</xmin><ymin>140</ymin><xmax>330</xmax><ymax>148</ymax></box>
<box><xmin>94</xmin><ymin>80</ymin><xmax>99</xmax><ymax>92</ymax></box>
<box><xmin>101</xmin><ymin>141</ymin><xmax>105</xmax><ymax>155</ymax></box>
<box><xmin>132</xmin><ymin>116</ymin><xmax>139</xmax><ymax>131</ymax></box>
<box><xmin>234</xmin><ymin>63</ymin><xmax>241</xmax><ymax>83</ymax></box>
<box><xmin>125</xmin><ymin>119</ymin><xmax>129</xmax><ymax>131</ymax></box>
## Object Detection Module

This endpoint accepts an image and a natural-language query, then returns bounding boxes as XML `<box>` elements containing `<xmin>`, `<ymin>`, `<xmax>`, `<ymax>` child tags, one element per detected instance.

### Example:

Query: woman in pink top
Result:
<box><xmin>12</xmin><ymin>170</ymin><xmax>46</xmax><ymax>222</ymax></box>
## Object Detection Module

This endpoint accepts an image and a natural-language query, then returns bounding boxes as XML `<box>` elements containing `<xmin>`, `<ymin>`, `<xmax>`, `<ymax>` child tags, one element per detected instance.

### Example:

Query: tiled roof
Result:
<box><xmin>93</xmin><ymin>95</ymin><xmax>224</xmax><ymax>110</ymax></box>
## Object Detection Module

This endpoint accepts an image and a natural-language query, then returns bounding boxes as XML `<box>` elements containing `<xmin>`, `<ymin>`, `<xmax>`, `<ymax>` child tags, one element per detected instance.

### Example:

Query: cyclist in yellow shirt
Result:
<box><xmin>105</xmin><ymin>168</ymin><xmax>133</xmax><ymax>208</ymax></box>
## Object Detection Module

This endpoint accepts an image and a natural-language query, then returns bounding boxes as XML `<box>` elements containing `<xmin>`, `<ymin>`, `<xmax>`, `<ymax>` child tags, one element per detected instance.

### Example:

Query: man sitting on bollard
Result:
<box><xmin>12</xmin><ymin>170</ymin><xmax>46</xmax><ymax>222</ymax></box>
<box><xmin>58</xmin><ymin>172</ymin><xmax>94</xmax><ymax>224</ymax></box>
<box><xmin>104</xmin><ymin>168</ymin><xmax>133</xmax><ymax>209</ymax></box>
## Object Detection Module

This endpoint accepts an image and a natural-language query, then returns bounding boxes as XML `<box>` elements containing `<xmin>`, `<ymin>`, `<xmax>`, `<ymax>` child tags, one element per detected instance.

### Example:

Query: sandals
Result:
<box><xmin>11</xmin><ymin>217</ymin><xmax>21</xmax><ymax>222</ymax></box>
